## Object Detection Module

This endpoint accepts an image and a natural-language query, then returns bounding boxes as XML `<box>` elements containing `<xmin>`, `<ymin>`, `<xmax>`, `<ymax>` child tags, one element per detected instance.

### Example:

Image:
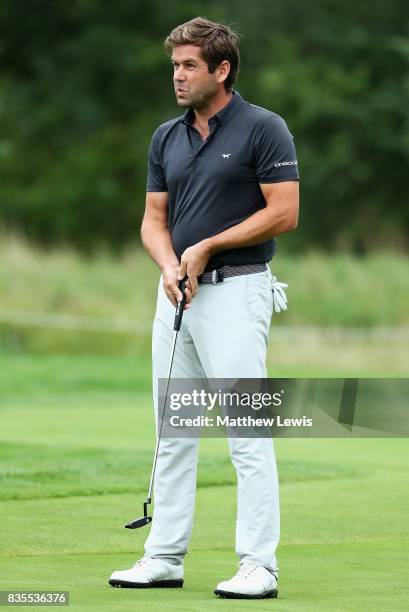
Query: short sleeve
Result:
<box><xmin>253</xmin><ymin>114</ymin><xmax>299</xmax><ymax>183</ymax></box>
<box><xmin>146</xmin><ymin>129</ymin><xmax>168</xmax><ymax>192</ymax></box>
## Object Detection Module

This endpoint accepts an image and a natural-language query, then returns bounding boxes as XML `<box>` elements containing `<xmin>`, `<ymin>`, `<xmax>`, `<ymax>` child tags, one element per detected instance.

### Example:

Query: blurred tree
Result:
<box><xmin>0</xmin><ymin>0</ymin><xmax>408</xmax><ymax>252</ymax></box>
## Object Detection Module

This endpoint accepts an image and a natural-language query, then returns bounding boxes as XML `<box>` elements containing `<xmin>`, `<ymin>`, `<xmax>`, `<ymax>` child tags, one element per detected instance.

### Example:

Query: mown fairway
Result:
<box><xmin>1</xmin><ymin>241</ymin><xmax>408</xmax><ymax>609</ymax></box>
<box><xmin>0</xmin><ymin>354</ymin><xmax>408</xmax><ymax>611</ymax></box>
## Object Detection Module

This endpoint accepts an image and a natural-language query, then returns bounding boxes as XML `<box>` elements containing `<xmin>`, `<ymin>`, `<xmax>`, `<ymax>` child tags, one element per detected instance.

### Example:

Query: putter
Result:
<box><xmin>125</xmin><ymin>276</ymin><xmax>188</xmax><ymax>529</ymax></box>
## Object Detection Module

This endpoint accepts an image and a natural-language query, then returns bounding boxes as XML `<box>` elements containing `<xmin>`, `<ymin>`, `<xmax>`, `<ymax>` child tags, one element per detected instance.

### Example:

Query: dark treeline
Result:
<box><xmin>0</xmin><ymin>0</ymin><xmax>408</xmax><ymax>253</ymax></box>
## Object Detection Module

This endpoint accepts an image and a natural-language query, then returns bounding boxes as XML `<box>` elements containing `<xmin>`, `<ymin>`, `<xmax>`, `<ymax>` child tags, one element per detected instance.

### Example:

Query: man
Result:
<box><xmin>109</xmin><ymin>16</ymin><xmax>299</xmax><ymax>599</ymax></box>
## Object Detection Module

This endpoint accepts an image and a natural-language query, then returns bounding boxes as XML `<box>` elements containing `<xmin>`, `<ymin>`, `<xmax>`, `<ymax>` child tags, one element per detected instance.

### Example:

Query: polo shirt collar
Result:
<box><xmin>181</xmin><ymin>90</ymin><xmax>243</xmax><ymax>127</ymax></box>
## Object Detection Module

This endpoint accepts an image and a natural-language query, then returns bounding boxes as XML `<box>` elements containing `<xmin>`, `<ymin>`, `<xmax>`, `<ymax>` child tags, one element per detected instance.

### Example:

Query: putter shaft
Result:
<box><xmin>125</xmin><ymin>278</ymin><xmax>187</xmax><ymax>529</ymax></box>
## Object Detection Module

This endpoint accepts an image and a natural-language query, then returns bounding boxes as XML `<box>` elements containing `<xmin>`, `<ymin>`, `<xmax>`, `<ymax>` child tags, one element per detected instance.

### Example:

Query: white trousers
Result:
<box><xmin>143</xmin><ymin>267</ymin><xmax>280</xmax><ymax>573</ymax></box>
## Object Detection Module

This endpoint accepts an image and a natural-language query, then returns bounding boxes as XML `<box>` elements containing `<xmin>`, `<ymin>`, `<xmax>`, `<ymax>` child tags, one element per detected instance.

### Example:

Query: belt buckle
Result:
<box><xmin>212</xmin><ymin>269</ymin><xmax>223</xmax><ymax>284</ymax></box>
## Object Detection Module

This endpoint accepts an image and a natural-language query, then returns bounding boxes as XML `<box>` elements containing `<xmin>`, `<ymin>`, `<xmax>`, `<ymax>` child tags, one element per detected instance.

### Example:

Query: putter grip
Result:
<box><xmin>174</xmin><ymin>277</ymin><xmax>188</xmax><ymax>331</ymax></box>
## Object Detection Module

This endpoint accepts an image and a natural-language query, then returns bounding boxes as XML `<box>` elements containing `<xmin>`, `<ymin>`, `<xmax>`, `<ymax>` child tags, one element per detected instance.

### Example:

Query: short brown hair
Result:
<box><xmin>164</xmin><ymin>17</ymin><xmax>241</xmax><ymax>92</ymax></box>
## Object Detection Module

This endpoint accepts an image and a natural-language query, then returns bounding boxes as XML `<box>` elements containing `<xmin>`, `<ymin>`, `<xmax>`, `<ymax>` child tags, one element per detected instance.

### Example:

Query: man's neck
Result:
<box><xmin>193</xmin><ymin>90</ymin><xmax>233</xmax><ymax>126</ymax></box>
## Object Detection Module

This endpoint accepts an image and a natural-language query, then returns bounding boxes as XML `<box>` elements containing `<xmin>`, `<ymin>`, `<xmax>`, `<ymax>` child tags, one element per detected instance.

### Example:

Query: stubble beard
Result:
<box><xmin>176</xmin><ymin>82</ymin><xmax>219</xmax><ymax>110</ymax></box>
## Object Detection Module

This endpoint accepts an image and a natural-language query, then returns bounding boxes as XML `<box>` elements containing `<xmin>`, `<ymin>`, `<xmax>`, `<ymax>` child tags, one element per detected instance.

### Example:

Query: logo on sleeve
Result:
<box><xmin>274</xmin><ymin>160</ymin><xmax>298</xmax><ymax>167</ymax></box>
<box><xmin>221</xmin><ymin>153</ymin><xmax>232</xmax><ymax>159</ymax></box>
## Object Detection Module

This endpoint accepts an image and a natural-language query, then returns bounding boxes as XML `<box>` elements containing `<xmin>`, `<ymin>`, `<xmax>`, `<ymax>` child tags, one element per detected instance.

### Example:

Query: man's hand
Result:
<box><xmin>177</xmin><ymin>240</ymin><xmax>212</xmax><ymax>297</ymax></box>
<box><xmin>162</xmin><ymin>265</ymin><xmax>193</xmax><ymax>309</ymax></box>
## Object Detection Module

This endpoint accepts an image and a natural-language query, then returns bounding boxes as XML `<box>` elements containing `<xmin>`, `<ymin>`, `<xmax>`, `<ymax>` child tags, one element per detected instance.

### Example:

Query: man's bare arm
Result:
<box><xmin>141</xmin><ymin>192</ymin><xmax>179</xmax><ymax>271</ymax></box>
<box><xmin>177</xmin><ymin>181</ymin><xmax>299</xmax><ymax>293</ymax></box>
<box><xmin>141</xmin><ymin>192</ymin><xmax>192</xmax><ymax>306</ymax></box>
<box><xmin>206</xmin><ymin>181</ymin><xmax>299</xmax><ymax>253</ymax></box>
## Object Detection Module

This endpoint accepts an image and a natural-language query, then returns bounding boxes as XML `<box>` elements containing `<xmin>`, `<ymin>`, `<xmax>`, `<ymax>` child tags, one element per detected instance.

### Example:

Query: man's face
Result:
<box><xmin>172</xmin><ymin>45</ymin><xmax>220</xmax><ymax>109</ymax></box>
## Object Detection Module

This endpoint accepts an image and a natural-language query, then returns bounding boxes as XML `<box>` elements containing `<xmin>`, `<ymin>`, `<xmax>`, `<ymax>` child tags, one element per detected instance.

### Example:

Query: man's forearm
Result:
<box><xmin>141</xmin><ymin>220</ymin><xmax>179</xmax><ymax>272</ymax></box>
<box><xmin>204</xmin><ymin>205</ymin><xmax>297</xmax><ymax>256</ymax></box>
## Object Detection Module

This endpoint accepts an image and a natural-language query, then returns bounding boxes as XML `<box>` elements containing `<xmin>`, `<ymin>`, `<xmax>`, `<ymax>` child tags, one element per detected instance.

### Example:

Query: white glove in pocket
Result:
<box><xmin>271</xmin><ymin>275</ymin><xmax>288</xmax><ymax>313</ymax></box>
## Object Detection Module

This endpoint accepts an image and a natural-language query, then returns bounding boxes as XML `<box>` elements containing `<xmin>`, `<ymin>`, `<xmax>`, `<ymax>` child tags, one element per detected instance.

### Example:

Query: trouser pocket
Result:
<box><xmin>245</xmin><ymin>270</ymin><xmax>274</xmax><ymax>324</ymax></box>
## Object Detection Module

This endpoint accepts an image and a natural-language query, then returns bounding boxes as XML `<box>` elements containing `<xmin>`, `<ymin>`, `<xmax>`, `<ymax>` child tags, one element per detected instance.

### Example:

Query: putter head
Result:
<box><xmin>125</xmin><ymin>515</ymin><xmax>152</xmax><ymax>529</ymax></box>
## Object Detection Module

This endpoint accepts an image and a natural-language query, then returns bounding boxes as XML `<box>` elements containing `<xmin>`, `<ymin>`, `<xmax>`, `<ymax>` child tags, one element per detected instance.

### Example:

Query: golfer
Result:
<box><xmin>109</xmin><ymin>16</ymin><xmax>299</xmax><ymax>599</ymax></box>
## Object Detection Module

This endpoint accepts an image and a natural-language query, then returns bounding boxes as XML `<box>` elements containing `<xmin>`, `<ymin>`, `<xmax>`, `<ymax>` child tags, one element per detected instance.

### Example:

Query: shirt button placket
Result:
<box><xmin>193</xmin><ymin>132</ymin><xmax>202</xmax><ymax>174</ymax></box>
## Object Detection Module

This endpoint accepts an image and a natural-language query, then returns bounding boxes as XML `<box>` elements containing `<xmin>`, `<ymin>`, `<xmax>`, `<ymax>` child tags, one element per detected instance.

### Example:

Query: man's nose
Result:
<box><xmin>174</xmin><ymin>66</ymin><xmax>186</xmax><ymax>80</ymax></box>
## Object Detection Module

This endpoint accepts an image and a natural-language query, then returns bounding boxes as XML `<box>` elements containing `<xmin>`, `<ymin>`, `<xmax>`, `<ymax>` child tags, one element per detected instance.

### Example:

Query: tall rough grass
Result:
<box><xmin>0</xmin><ymin>233</ymin><xmax>408</xmax><ymax>357</ymax></box>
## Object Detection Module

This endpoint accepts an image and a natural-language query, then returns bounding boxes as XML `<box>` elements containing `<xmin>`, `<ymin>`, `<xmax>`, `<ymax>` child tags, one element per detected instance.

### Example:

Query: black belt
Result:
<box><xmin>198</xmin><ymin>263</ymin><xmax>268</xmax><ymax>284</ymax></box>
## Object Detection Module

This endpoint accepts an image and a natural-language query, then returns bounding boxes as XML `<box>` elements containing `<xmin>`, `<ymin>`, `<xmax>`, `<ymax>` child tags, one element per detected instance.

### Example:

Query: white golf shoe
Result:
<box><xmin>214</xmin><ymin>561</ymin><xmax>278</xmax><ymax>599</ymax></box>
<box><xmin>109</xmin><ymin>557</ymin><xmax>184</xmax><ymax>589</ymax></box>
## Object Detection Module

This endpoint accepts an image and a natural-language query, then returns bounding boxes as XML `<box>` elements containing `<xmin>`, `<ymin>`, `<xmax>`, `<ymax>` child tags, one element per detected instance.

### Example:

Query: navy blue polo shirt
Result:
<box><xmin>146</xmin><ymin>90</ymin><xmax>299</xmax><ymax>271</ymax></box>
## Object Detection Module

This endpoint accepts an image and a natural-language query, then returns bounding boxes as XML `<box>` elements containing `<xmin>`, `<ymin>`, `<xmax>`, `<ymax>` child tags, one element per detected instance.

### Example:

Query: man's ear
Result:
<box><xmin>216</xmin><ymin>60</ymin><xmax>231</xmax><ymax>84</ymax></box>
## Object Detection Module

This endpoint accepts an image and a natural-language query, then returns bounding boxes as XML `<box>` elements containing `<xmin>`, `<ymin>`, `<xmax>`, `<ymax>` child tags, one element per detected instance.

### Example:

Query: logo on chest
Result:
<box><xmin>221</xmin><ymin>153</ymin><xmax>232</xmax><ymax>159</ymax></box>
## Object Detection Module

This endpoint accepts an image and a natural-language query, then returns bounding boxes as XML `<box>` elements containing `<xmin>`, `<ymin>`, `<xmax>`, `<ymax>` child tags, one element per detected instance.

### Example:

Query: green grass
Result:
<box><xmin>1</xmin><ymin>236</ymin><xmax>409</xmax><ymax>354</ymax></box>
<box><xmin>0</xmin><ymin>235</ymin><xmax>408</xmax><ymax>608</ymax></box>
<box><xmin>1</xmin><ymin>234</ymin><xmax>408</xmax><ymax>373</ymax></box>
<box><xmin>0</xmin><ymin>353</ymin><xmax>408</xmax><ymax>610</ymax></box>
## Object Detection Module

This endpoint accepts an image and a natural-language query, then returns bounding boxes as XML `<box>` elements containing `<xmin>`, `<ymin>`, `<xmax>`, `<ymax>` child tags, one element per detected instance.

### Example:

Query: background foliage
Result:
<box><xmin>0</xmin><ymin>0</ymin><xmax>408</xmax><ymax>253</ymax></box>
